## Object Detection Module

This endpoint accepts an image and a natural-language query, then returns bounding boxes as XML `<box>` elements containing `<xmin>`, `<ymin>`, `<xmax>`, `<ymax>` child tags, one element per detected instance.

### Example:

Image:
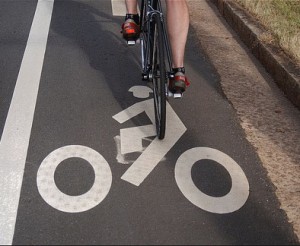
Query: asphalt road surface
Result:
<box><xmin>0</xmin><ymin>0</ymin><xmax>298</xmax><ymax>245</ymax></box>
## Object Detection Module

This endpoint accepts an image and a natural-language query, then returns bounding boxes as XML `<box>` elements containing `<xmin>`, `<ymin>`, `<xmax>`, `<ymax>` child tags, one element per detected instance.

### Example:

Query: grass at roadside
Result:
<box><xmin>234</xmin><ymin>0</ymin><xmax>300</xmax><ymax>64</ymax></box>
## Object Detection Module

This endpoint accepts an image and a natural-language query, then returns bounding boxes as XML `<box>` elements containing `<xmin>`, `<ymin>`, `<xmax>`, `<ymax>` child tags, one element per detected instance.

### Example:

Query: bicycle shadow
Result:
<box><xmin>49</xmin><ymin>0</ymin><xmax>143</xmax><ymax>104</ymax></box>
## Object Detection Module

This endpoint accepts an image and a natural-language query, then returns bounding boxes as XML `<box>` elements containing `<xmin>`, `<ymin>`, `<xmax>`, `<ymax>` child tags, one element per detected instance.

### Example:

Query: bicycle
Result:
<box><xmin>127</xmin><ymin>0</ymin><xmax>182</xmax><ymax>140</ymax></box>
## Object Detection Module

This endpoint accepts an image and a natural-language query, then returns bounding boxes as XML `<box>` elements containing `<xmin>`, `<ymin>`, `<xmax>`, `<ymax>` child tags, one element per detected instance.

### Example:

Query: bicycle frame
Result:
<box><xmin>139</xmin><ymin>0</ymin><xmax>173</xmax><ymax>81</ymax></box>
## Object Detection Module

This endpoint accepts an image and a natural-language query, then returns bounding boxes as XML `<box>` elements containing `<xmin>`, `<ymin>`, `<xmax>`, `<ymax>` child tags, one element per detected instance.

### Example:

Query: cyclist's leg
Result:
<box><xmin>125</xmin><ymin>0</ymin><xmax>138</xmax><ymax>14</ymax></box>
<box><xmin>122</xmin><ymin>0</ymin><xmax>140</xmax><ymax>41</ymax></box>
<box><xmin>165</xmin><ymin>0</ymin><xmax>190</xmax><ymax>93</ymax></box>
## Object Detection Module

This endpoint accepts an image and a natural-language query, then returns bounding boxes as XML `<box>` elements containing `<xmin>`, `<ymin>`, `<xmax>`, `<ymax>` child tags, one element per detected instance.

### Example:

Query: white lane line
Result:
<box><xmin>111</xmin><ymin>0</ymin><xmax>139</xmax><ymax>16</ymax></box>
<box><xmin>111</xmin><ymin>0</ymin><xmax>126</xmax><ymax>16</ymax></box>
<box><xmin>0</xmin><ymin>0</ymin><xmax>54</xmax><ymax>244</ymax></box>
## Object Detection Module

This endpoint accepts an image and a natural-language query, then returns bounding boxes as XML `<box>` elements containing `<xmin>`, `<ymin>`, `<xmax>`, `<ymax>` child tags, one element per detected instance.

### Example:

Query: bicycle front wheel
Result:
<box><xmin>151</xmin><ymin>14</ymin><xmax>167</xmax><ymax>140</ymax></box>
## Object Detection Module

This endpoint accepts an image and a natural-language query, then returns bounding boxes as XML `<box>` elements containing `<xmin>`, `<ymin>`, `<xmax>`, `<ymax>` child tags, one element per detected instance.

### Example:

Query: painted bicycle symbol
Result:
<box><xmin>37</xmin><ymin>86</ymin><xmax>249</xmax><ymax>214</ymax></box>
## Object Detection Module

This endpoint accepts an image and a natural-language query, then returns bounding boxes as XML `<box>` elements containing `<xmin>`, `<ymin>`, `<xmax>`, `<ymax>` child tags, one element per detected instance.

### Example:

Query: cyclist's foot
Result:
<box><xmin>121</xmin><ymin>14</ymin><xmax>140</xmax><ymax>42</ymax></box>
<box><xmin>169</xmin><ymin>67</ymin><xmax>190</xmax><ymax>94</ymax></box>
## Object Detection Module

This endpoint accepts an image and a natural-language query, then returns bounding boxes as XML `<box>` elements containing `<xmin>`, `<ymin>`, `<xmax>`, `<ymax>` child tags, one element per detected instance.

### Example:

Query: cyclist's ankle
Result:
<box><xmin>172</xmin><ymin>67</ymin><xmax>185</xmax><ymax>77</ymax></box>
<box><xmin>172</xmin><ymin>67</ymin><xmax>185</xmax><ymax>75</ymax></box>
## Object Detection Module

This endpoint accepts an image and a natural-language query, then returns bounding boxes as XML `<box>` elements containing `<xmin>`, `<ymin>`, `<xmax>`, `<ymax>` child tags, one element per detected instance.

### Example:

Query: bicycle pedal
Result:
<box><xmin>173</xmin><ymin>92</ymin><xmax>183</xmax><ymax>99</ymax></box>
<box><xmin>167</xmin><ymin>90</ymin><xmax>183</xmax><ymax>99</ymax></box>
<box><xmin>127</xmin><ymin>40</ymin><xmax>136</xmax><ymax>46</ymax></box>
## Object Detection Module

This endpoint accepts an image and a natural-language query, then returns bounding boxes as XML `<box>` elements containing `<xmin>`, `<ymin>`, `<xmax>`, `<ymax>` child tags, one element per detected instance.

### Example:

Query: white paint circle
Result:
<box><xmin>37</xmin><ymin>145</ymin><xmax>112</xmax><ymax>213</ymax></box>
<box><xmin>175</xmin><ymin>147</ymin><xmax>249</xmax><ymax>214</ymax></box>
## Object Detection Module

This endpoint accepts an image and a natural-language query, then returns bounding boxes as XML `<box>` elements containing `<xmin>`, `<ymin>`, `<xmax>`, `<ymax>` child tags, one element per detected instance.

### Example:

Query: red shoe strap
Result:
<box><xmin>185</xmin><ymin>77</ymin><xmax>191</xmax><ymax>87</ymax></box>
<box><xmin>123</xmin><ymin>22</ymin><xmax>139</xmax><ymax>31</ymax></box>
<box><xmin>174</xmin><ymin>75</ymin><xmax>191</xmax><ymax>87</ymax></box>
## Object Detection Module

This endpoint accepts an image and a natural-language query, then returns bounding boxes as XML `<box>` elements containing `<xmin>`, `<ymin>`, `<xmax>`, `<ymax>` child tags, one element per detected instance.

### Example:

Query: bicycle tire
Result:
<box><xmin>151</xmin><ymin>14</ymin><xmax>166</xmax><ymax>139</ymax></box>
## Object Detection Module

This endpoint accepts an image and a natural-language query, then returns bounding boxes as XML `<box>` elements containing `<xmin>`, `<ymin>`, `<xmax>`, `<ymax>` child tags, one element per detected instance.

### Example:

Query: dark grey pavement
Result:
<box><xmin>0</xmin><ymin>0</ymin><xmax>299</xmax><ymax>245</ymax></box>
<box><xmin>0</xmin><ymin>0</ymin><xmax>37</xmax><ymax>138</ymax></box>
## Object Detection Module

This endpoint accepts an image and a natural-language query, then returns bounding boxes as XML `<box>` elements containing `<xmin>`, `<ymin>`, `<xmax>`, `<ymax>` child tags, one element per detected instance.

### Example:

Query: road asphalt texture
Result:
<box><xmin>187</xmin><ymin>0</ymin><xmax>300</xmax><ymax>241</ymax></box>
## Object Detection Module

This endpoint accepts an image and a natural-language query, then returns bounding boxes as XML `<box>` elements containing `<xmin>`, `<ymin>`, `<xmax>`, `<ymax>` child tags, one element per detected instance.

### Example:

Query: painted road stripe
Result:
<box><xmin>111</xmin><ymin>0</ymin><xmax>139</xmax><ymax>16</ymax></box>
<box><xmin>111</xmin><ymin>0</ymin><xmax>126</xmax><ymax>16</ymax></box>
<box><xmin>0</xmin><ymin>0</ymin><xmax>54</xmax><ymax>244</ymax></box>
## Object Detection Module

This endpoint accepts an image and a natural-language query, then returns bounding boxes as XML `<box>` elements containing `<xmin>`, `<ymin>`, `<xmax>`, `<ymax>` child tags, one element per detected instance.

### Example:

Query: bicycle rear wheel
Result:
<box><xmin>151</xmin><ymin>14</ymin><xmax>166</xmax><ymax>139</ymax></box>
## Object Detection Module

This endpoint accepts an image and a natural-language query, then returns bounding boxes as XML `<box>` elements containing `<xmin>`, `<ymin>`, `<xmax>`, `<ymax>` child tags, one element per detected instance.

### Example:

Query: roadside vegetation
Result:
<box><xmin>234</xmin><ymin>0</ymin><xmax>300</xmax><ymax>64</ymax></box>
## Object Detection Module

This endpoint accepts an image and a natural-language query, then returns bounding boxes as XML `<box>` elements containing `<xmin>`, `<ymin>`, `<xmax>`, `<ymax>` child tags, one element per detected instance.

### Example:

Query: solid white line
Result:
<box><xmin>0</xmin><ymin>0</ymin><xmax>54</xmax><ymax>244</ymax></box>
<box><xmin>111</xmin><ymin>0</ymin><xmax>139</xmax><ymax>16</ymax></box>
<box><xmin>111</xmin><ymin>0</ymin><xmax>126</xmax><ymax>16</ymax></box>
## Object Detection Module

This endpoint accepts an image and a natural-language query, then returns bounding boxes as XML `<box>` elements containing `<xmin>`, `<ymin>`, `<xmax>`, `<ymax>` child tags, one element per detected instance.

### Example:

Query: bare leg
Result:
<box><xmin>125</xmin><ymin>0</ymin><xmax>189</xmax><ymax>69</ymax></box>
<box><xmin>125</xmin><ymin>0</ymin><xmax>138</xmax><ymax>14</ymax></box>
<box><xmin>165</xmin><ymin>0</ymin><xmax>189</xmax><ymax>68</ymax></box>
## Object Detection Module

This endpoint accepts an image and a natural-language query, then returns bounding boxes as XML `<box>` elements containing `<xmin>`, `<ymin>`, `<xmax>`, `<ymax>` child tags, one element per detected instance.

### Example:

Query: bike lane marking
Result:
<box><xmin>175</xmin><ymin>147</ymin><xmax>249</xmax><ymax>213</ymax></box>
<box><xmin>111</xmin><ymin>0</ymin><xmax>139</xmax><ymax>16</ymax></box>
<box><xmin>35</xmin><ymin>85</ymin><xmax>248</xmax><ymax>214</ymax></box>
<box><xmin>111</xmin><ymin>0</ymin><xmax>126</xmax><ymax>16</ymax></box>
<box><xmin>113</xmin><ymin>86</ymin><xmax>187</xmax><ymax>186</ymax></box>
<box><xmin>0</xmin><ymin>0</ymin><xmax>54</xmax><ymax>244</ymax></box>
<box><xmin>37</xmin><ymin>145</ymin><xmax>112</xmax><ymax>213</ymax></box>
<box><xmin>119</xmin><ymin>102</ymin><xmax>187</xmax><ymax>186</ymax></box>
